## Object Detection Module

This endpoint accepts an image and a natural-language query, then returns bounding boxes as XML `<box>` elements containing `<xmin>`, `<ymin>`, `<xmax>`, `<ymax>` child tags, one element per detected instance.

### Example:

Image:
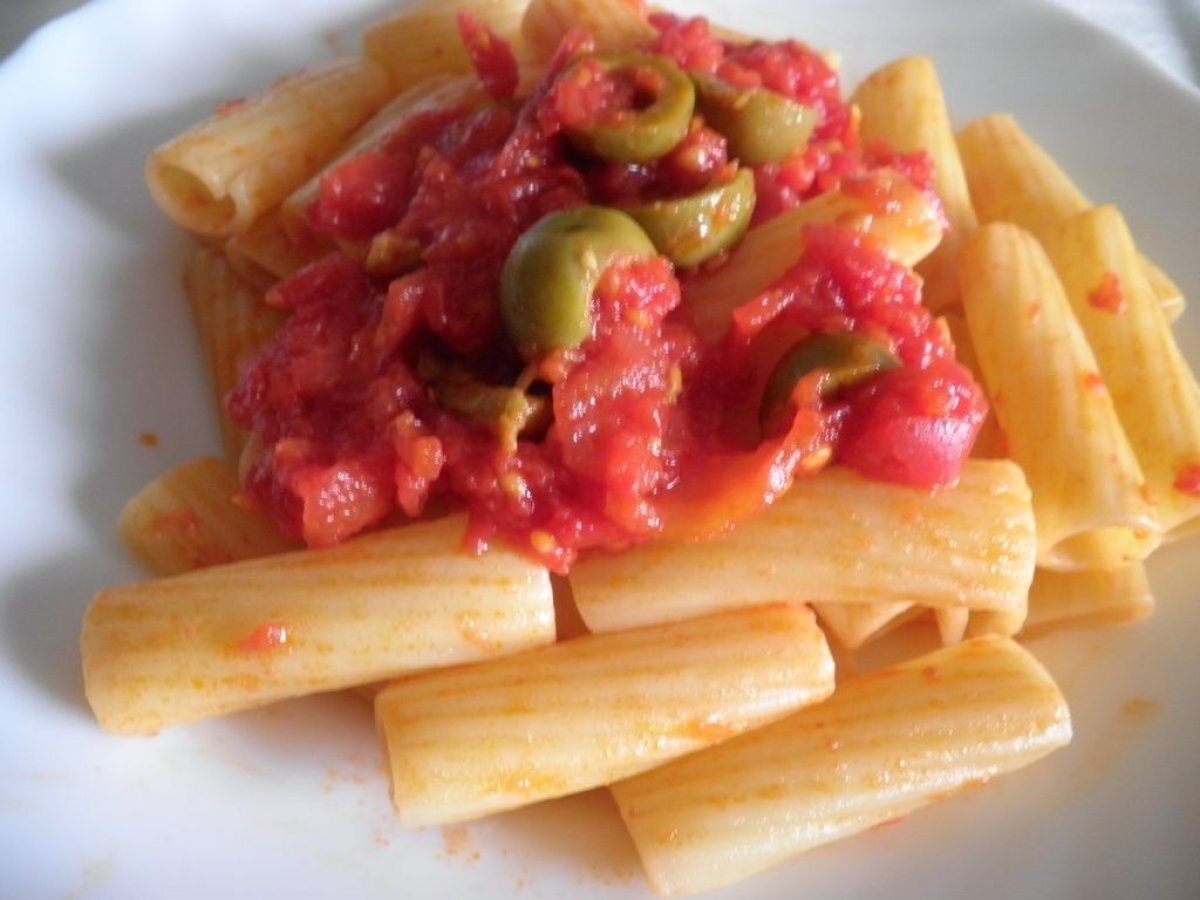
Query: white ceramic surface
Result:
<box><xmin>1047</xmin><ymin>0</ymin><xmax>1199</xmax><ymax>87</ymax></box>
<box><xmin>1</xmin><ymin>1</ymin><xmax>1198</xmax><ymax>898</ymax></box>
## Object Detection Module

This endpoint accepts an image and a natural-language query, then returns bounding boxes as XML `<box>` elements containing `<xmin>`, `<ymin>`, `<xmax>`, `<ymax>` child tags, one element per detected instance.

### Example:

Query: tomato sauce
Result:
<box><xmin>1088</xmin><ymin>270</ymin><xmax>1126</xmax><ymax>314</ymax></box>
<box><xmin>229</xmin><ymin>16</ymin><xmax>986</xmax><ymax>572</ymax></box>
<box><xmin>1173</xmin><ymin>463</ymin><xmax>1200</xmax><ymax>497</ymax></box>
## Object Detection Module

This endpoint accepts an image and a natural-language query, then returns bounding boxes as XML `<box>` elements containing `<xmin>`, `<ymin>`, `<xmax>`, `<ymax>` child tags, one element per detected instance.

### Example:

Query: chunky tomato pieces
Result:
<box><xmin>702</xmin><ymin>224</ymin><xmax>983</xmax><ymax>482</ymax></box>
<box><xmin>229</xmin><ymin>17</ymin><xmax>986</xmax><ymax>571</ymax></box>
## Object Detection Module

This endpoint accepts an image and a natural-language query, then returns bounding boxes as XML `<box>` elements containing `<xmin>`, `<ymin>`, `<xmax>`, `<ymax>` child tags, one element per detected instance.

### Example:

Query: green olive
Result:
<box><xmin>623</xmin><ymin>167</ymin><xmax>756</xmax><ymax>267</ymax></box>
<box><xmin>432</xmin><ymin>367</ymin><xmax>551</xmax><ymax>451</ymax></box>
<box><xmin>500</xmin><ymin>206</ymin><xmax>657</xmax><ymax>357</ymax></box>
<box><xmin>562</xmin><ymin>53</ymin><xmax>696</xmax><ymax>163</ymax></box>
<box><xmin>760</xmin><ymin>333</ymin><xmax>901</xmax><ymax>435</ymax></box>
<box><xmin>693</xmin><ymin>74</ymin><xmax>818</xmax><ymax>165</ymax></box>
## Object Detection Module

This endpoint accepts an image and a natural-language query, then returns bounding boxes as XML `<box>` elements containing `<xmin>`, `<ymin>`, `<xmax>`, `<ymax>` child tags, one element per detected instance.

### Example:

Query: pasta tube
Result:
<box><xmin>851</xmin><ymin>56</ymin><xmax>977</xmax><ymax>311</ymax></box>
<box><xmin>570</xmin><ymin>459</ymin><xmax>1036</xmax><ymax>633</ymax></box>
<box><xmin>1045</xmin><ymin>205</ymin><xmax>1200</xmax><ymax>539</ymax></box>
<box><xmin>811</xmin><ymin>600</ymin><xmax>917</xmax><ymax>651</ymax></box>
<box><xmin>183</xmin><ymin>248</ymin><xmax>288</xmax><ymax>462</ymax></box>
<box><xmin>146</xmin><ymin>58</ymin><xmax>392</xmax><ymax>239</ymax></box>
<box><xmin>940</xmin><ymin>311</ymin><xmax>1006</xmax><ymax>458</ymax></box>
<box><xmin>934</xmin><ymin>606</ymin><xmax>969</xmax><ymax>645</ymax></box>
<box><xmin>610</xmin><ymin>635</ymin><xmax>1071</xmax><ymax>896</ymax></box>
<box><xmin>82</xmin><ymin>516</ymin><xmax>554</xmax><ymax>735</ymax></box>
<box><xmin>965</xmin><ymin>590</ymin><xmax>1029</xmax><ymax>640</ymax></box>
<box><xmin>364</xmin><ymin>0</ymin><xmax>534</xmax><ymax>92</ymax></box>
<box><xmin>224</xmin><ymin>208</ymin><xmax>332</xmax><ymax>290</ymax></box>
<box><xmin>522</xmin><ymin>0</ymin><xmax>656</xmax><ymax>62</ymax></box>
<box><xmin>957</xmin><ymin>114</ymin><xmax>1183</xmax><ymax>321</ymax></box>
<box><xmin>118</xmin><ymin>457</ymin><xmax>297</xmax><ymax>577</ymax></box>
<box><xmin>1024</xmin><ymin>564</ymin><xmax>1154</xmax><ymax>636</ymax></box>
<box><xmin>684</xmin><ymin>169</ymin><xmax>945</xmax><ymax>341</ymax></box>
<box><xmin>958</xmin><ymin>223</ymin><xmax>1158</xmax><ymax>569</ymax></box>
<box><xmin>1140</xmin><ymin>254</ymin><xmax>1185</xmax><ymax>322</ymax></box>
<box><xmin>279</xmin><ymin>77</ymin><xmax>485</xmax><ymax>245</ymax></box>
<box><xmin>376</xmin><ymin>604</ymin><xmax>834</xmax><ymax>826</ymax></box>
<box><xmin>957</xmin><ymin>114</ymin><xmax>1085</xmax><ymax>235</ymax></box>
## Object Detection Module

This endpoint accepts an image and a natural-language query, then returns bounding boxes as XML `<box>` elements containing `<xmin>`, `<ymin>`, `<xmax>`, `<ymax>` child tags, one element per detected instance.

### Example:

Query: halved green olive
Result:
<box><xmin>562</xmin><ymin>53</ymin><xmax>696</xmax><ymax>163</ymax></box>
<box><xmin>693</xmin><ymin>74</ymin><xmax>818</xmax><ymax>165</ymax></box>
<box><xmin>500</xmin><ymin>206</ymin><xmax>657</xmax><ymax>357</ymax></box>
<box><xmin>760</xmin><ymin>333</ymin><xmax>901</xmax><ymax>435</ymax></box>
<box><xmin>624</xmin><ymin>168</ymin><xmax>756</xmax><ymax>267</ymax></box>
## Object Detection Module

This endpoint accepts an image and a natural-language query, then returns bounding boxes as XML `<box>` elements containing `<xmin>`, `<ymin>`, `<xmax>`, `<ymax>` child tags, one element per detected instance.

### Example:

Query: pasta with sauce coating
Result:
<box><xmin>117</xmin><ymin>456</ymin><xmax>297</xmax><ymax>577</ymax></box>
<box><xmin>570</xmin><ymin>459</ymin><xmax>1036</xmax><ymax>633</ymax></box>
<box><xmin>1044</xmin><ymin>205</ymin><xmax>1200</xmax><ymax>540</ymax></box>
<box><xmin>82</xmin><ymin>515</ymin><xmax>555</xmax><ymax>735</ymax></box>
<box><xmin>851</xmin><ymin>55</ymin><xmax>977</xmax><ymax>312</ymax></box>
<box><xmin>375</xmin><ymin>603</ymin><xmax>835</xmax><ymax>826</ymax></box>
<box><xmin>364</xmin><ymin>0</ymin><xmax>537</xmax><ymax>93</ymax></box>
<box><xmin>610</xmin><ymin>636</ymin><xmax>1072</xmax><ymax>897</ymax></box>
<box><xmin>957</xmin><ymin>113</ymin><xmax>1184</xmax><ymax>321</ymax></box>
<box><xmin>521</xmin><ymin>0</ymin><xmax>656</xmax><ymax>61</ymax></box>
<box><xmin>146</xmin><ymin>58</ymin><xmax>392</xmax><ymax>238</ymax></box>
<box><xmin>958</xmin><ymin>222</ymin><xmax>1159</xmax><ymax>570</ymax></box>
<box><xmin>1024</xmin><ymin>563</ymin><xmax>1154</xmax><ymax>635</ymax></box>
<box><xmin>184</xmin><ymin>247</ymin><xmax>288</xmax><ymax>462</ymax></box>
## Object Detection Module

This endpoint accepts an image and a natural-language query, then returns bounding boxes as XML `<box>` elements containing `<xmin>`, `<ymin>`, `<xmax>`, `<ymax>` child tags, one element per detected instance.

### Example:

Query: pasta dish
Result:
<box><xmin>77</xmin><ymin>0</ymin><xmax>1200</xmax><ymax>895</ymax></box>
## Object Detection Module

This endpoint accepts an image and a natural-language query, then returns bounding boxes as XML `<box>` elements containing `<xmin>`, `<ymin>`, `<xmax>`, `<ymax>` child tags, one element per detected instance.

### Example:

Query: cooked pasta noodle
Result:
<box><xmin>958</xmin><ymin>222</ymin><xmax>1159</xmax><ymax>569</ymax></box>
<box><xmin>852</xmin><ymin>56</ymin><xmax>977</xmax><ymax>312</ymax></box>
<box><xmin>610</xmin><ymin>636</ymin><xmax>1071</xmax><ymax>896</ymax></box>
<box><xmin>83</xmin><ymin>515</ymin><xmax>555</xmax><ymax>735</ymax></box>
<box><xmin>146</xmin><ymin>58</ymin><xmax>392</xmax><ymax>238</ymax></box>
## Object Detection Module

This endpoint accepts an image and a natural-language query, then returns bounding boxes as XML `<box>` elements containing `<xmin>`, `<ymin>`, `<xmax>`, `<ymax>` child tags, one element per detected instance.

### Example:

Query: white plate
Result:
<box><xmin>2</xmin><ymin>1</ymin><xmax>1198</xmax><ymax>897</ymax></box>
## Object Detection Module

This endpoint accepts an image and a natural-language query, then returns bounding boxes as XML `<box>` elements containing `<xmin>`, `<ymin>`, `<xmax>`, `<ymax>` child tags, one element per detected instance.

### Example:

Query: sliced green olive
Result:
<box><xmin>562</xmin><ymin>52</ymin><xmax>696</xmax><ymax>163</ymax></box>
<box><xmin>500</xmin><ymin>206</ymin><xmax>657</xmax><ymax>357</ymax></box>
<box><xmin>432</xmin><ymin>368</ymin><xmax>551</xmax><ymax>451</ymax></box>
<box><xmin>693</xmin><ymin>74</ymin><xmax>818</xmax><ymax>165</ymax></box>
<box><xmin>760</xmin><ymin>333</ymin><xmax>901</xmax><ymax>435</ymax></box>
<box><xmin>624</xmin><ymin>168</ymin><xmax>756</xmax><ymax>267</ymax></box>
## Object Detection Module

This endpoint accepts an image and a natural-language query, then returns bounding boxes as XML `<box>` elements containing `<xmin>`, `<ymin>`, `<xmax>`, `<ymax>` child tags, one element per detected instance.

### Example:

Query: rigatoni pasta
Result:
<box><xmin>376</xmin><ymin>604</ymin><xmax>834</xmax><ymax>825</ymax></box>
<box><xmin>958</xmin><ymin>222</ymin><xmax>1159</xmax><ymax>569</ymax></box>
<box><xmin>184</xmin><ymin>247</ymin><xmax>288</xmax><ymax>462</ymax></box>
<box><xmin>83</xmin><ymin>515</ymin><xmax>555</xmax><ymax>735</ymax></box>
<box><xmin>811</xmin><ymin>599</ymin><xmax>917</xmax><ymax>651</ymax></box>
<box><xmin>146</xmin><ymin>58</ymin><xmax>392</xmax><ymax>239</ymax></box>
<box><xmin>957</xmin><ymin>113</ymin><xmax>1184</xmax><ymax>321</ymax></box>
<box><xmin>278</xmin><ymin>76</ymin><xmax>485</xmax><ymax>248</ymax></box>
<box><xmin>522</xmin><ymin>0</ymin><xmax>657</xmax><ymax>61</ymax></box>
<box><xmin>364</xmin><ymin>0</ymin><xmax>534</xmax><ymax>92</ymax></box>
<box><xmin>1024</xmin><ymin>564</ymin><xmax>1155</xmax><ymax>636</ymax></box>
<box><xmin>224</xmin><ymin>208</ymin><xmax>332</xmax><ymax>290</ymax></box>
<box><xmin>570</xmin><ymin>459</ymin><xmax>1036</xmax><ymax>633</ymax></box>
<box><xmin>1044</xmin><ymin>205</ymin><xmax>1200</xmax><ymax>539</ymax></box>
<box><xmin>965</xmin><ymin>592</ymin><xmax>1029</xmax><ymax>640</ymax></box>
<box><xmin>940</xmin><ymin>310</ymin><xmax>1007</xmax><ymax>458</ymax></box>
<box><xmin>851</xmin><ymin>55</ymin><xmax>977</xmax><ymax>312</ymax></box>
<box><xmin>117</xmin><ymin>456</ymin><xmax>297</xmax><ymax>577</ymax></box>
<box><xmin>610</xmin><ymin>636</ymin><xmax>1071</xmax><ymax>897</ymax></box>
